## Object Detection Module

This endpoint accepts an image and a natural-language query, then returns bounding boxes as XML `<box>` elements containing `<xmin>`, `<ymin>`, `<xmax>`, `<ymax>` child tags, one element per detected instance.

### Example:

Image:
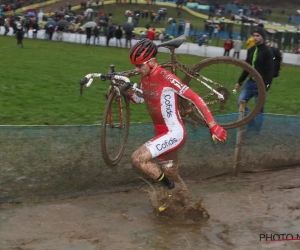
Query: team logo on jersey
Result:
<box><xmin>163</xmin><ymin>94</ymin><xmax>173</xmax><ymax>118</ymax></box>
<box><xmin>156</xmin><ymin>137</ymin><xmax>178</xmax><ymax>151</ymax></box>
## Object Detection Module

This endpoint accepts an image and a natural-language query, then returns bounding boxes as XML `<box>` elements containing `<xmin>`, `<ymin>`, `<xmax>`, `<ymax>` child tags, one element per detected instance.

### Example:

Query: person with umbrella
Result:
<box><xmin>45</xmin><ymin>20</ymin><xmax>56</xmax><ymax>40</ymax></box>
<box><xmin>123</xmin><ymin>22</ymin><xmax>133</xmax><ymax>48</ymax></box>
<box><xmin>57</xmin><ymin>20</ymin><xmax>69</xmax><ymax>41</ymax></box>
<box><xmin>106</xmin><ymin>19</ymin><xmax>115</xmax><ymax>47</ymax></box>
<box><xmin>84</xmin><ymin>21</ymin><xmax>96</xmax><ymax>45</ymax></box>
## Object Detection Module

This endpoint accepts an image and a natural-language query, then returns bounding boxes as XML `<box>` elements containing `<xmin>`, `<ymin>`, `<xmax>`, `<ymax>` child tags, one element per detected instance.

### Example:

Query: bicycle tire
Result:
<box><xmin>180</xmin><ymin>56</ymin><xmax>266</xmax><ymax>129</ymax></box>
<box><xmin>101</xmin><ymin>89</ymin><xmax>130</xmax><ymax>165</ymax></box>
<box><xmin>190</xmin><ymin>35</ymin><xmax>199</xmax><ymax>43</ymax></box>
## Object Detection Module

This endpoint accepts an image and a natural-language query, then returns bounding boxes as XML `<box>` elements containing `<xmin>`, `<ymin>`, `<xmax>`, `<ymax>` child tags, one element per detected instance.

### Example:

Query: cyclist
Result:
<box><xmin>125</xmin><ymin>39</ymin><xmax>227</xmax><ymax>205</ymax></box>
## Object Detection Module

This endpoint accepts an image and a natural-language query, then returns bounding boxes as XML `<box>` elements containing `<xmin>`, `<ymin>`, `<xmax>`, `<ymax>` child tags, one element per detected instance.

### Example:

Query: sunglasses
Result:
<box><xmin>134</xmin><ymin>58</ymin><xmax>155</xmax><ymax>69</ymax></box>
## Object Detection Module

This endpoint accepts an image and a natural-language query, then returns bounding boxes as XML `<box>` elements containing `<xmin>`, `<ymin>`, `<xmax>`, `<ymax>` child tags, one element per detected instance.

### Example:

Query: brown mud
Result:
<box><xmin>1</xmin><ymin>167</ymin><xmax>300</xmax><ymax>250</ymax></box>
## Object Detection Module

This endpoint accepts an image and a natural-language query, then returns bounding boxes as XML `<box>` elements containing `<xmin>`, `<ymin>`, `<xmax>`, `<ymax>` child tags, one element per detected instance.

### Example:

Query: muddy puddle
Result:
<box><xmin>1</xmin><ymin>167</ymin><xmax>300</xmax><ymax>250</ymax></box>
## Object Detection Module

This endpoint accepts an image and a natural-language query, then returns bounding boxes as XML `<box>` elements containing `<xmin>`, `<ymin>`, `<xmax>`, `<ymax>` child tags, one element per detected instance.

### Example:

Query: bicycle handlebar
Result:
<box><xmin>79</xmin><ymin>73</ymin><xmax>131</xmax><ymax>88</ymax></box>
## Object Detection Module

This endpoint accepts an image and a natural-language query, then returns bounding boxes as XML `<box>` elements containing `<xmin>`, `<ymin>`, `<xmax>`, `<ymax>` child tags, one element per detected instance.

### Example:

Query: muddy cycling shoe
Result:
<box><xmin>158</xmin><ymin>180</ymin><xmax>190</xmax><ymax>212</ymax></box>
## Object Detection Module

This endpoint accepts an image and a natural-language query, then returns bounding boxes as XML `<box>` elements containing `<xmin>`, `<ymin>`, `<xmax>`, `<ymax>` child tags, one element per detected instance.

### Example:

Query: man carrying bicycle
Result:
<box><xmin>125</xmin><ymin>39</ymin><xmax>227</xmax><ymax>208</ymax></box>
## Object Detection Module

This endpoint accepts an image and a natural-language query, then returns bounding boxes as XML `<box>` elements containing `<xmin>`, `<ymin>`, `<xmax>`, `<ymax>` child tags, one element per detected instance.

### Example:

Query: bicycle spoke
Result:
<box><xmin>181</xmin><ymin>57</ymin><xmax>265</xmax><ymax>129</ymax></box>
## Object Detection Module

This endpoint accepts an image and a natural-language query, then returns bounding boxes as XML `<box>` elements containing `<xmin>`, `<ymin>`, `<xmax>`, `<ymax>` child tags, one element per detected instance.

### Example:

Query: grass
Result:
<box><xmin>0</xmin><ymin>35</ymin><xmax>299</xmax><ymax>125</ymax></box>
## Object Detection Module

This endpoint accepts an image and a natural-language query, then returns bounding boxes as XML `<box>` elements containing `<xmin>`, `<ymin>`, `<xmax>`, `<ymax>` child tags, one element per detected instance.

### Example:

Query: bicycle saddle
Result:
<box><xmin>157</xmin><ymin>35</ymin><xmax>186</xmax><ymax>49</ymax></box>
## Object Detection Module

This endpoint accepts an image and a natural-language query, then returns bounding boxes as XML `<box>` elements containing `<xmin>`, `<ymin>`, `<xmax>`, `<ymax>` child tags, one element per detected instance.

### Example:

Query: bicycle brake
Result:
<box><xmin>79</xmin><ymin>77</ymin><xmax>88</xmax><ymax>96</ymax></box>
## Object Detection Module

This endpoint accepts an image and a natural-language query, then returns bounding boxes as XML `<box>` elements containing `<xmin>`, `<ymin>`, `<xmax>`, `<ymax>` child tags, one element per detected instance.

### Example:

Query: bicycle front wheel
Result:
<box><xmin>190</xmin><ymin>35</ymin><xmax>199</xmax><ymax>43</ymax></box>
<box><xmin>181</xmin><ymin>56</ymin><xmax>266</xmax><ymax>129</ymax></box>
<box><xmin>101</xmin><ymin>89</ymin><xmax>130</xmax><ymax>165</ymax></box>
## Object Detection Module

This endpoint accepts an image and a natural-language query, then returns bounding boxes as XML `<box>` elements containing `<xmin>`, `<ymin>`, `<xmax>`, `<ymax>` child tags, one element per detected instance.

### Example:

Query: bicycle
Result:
<box><xmin>79</xmin><ymin>35</ymin><xmax>266</xmax><ymax>165</ymax></box>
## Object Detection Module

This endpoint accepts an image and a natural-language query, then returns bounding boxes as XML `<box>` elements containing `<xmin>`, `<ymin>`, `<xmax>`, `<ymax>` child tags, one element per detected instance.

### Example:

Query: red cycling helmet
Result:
<box><xmin>129</xmin><ymin>39</ymin><xmax>158</xmax><ymax>65</ymax></box>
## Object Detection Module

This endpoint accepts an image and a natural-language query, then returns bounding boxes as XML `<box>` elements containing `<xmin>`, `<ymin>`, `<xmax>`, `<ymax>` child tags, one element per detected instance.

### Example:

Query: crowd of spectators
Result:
<box><xmin>0</xmin><ymin>0</ymin><xmax>25</xmax><ymax>13</ymax></box>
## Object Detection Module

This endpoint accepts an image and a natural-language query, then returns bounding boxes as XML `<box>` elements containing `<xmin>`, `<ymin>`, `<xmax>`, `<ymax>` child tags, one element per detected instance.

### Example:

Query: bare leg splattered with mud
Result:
<box><xmin>132</xmin><ymin>146</ymin><xmax>210</xmax><ymax>221</ymax></box>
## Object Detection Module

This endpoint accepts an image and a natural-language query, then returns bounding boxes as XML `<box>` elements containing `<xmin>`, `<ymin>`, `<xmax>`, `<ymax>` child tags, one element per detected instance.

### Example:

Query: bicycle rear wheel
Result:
<box><xmin>181</xmin><ymin>56</ymin><xmax>266</xmax><ymax>129</ymax></box>
<box><xmin>190</xmin><ymin>35</ymin><xmax>200</xmax><ymax>43</ymax></box>
<box><xmin>101</xmin><ymin>89</ymin><xmax>130</xmax><ymax>165</ymax></box>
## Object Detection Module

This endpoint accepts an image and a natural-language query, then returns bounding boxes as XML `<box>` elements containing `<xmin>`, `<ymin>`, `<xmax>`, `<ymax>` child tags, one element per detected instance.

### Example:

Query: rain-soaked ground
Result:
<box><xmin>1</xmin><ymin>167</ymin><xmax>300</xmax><ymax>250</ymax></box>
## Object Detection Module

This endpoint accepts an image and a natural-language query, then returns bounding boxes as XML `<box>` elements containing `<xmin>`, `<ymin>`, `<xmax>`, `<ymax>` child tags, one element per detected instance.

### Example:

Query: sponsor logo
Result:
<box><xmin>156</xmin><ymin>137</ymin><xmax>178</xmax><ymax>151</ymax></box>
<box><xmin>171</xmin><ymin>79</ymin><xmax>184</xmax><ymax>89</ymax></box>
<box><xmin>164</xmin><ymin>94</ymin><xmax>173</xmax><ymax>118</ymax></box>
<box><xmin>143</xmin><ymin>89</ymin><xmax>159</xmax><ymax>98</ymax></box>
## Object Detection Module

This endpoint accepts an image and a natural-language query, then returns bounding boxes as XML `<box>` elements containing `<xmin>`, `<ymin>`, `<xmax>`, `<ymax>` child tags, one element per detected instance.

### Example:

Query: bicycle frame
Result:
<box><xmin>80</xmin><ymin>35</ymin><xmax>265</xmax><ymax>131</ymax></box>
<box><xmin>110</xmin><ymin>36</ymin><xmax>226</xmax><ymax>105</ymax></box>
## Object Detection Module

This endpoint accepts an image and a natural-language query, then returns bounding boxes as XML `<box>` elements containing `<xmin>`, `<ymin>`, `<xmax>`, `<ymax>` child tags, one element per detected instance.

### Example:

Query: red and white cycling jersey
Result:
<box><xmin>130</xmin><ymin>66</ymin><xmax>214</xmax><ymax>159</ymax></box>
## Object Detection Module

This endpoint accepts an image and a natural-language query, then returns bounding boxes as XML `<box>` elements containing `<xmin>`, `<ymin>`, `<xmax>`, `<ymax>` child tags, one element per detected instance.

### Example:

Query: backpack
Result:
<box><xmin>270</xmin><ymin>47</ymin><xmax>282</xmax><ymax>78</ymax></box>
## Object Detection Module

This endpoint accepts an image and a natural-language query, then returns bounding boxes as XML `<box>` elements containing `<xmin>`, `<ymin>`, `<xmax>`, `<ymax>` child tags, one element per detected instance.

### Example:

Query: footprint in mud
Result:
<box><xmin>143</xmin><ymin>179</ymin><xmax>210</xmax><ymax>222</ymax></box>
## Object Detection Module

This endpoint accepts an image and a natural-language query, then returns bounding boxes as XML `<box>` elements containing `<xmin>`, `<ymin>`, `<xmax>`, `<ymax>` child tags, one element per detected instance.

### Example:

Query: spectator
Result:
<box><xmin>232</xmin><ymin>36</ymin><xmax>243</xmax><ymax>59</ymax></box>
<box><xmin>158</xmin><ymin>32</ymin><xmax>165</xmax><ymax>43</ymax></box>
<box><xmin>115</xmin><ymin>25</ymin><xmax>123</xmax><ymax>47</ymax></box>
<box><xmin>235</xmin><ymin>26</ymin><xmax>274</xmax><ymax>134</ymax></box>
<box><xmin>46</xmin><ymin>26</ymin><xmax>55</xmax><ymax>40</ymax></box>
<box><xmin>4</xmin><ymin>18</ymin><xmax>10</xmax><ymax>36</ymax></box>
<box><xmin>223</xmin><ymin>36</ymin><xmax>234</xmax><ymax>56</ymax></box>
<box><xmin>15</xmin><ymin>22</ymin><xmax>24</xmax><ymax>48</ymax></box>
<box><xmin>106</xmin><ymin>20</ymin><xmax>115</xmax><ymax>46</ymax></box>
<box><xmin>93</xmin><ymin>25</ymin><xmax>100</xmax><ymax>45</ymax></box>
<box><xmin>171</xmin><ymin>20</ymin><xmax>176</xmax><ymax>36</ymax></box>
<box><xmin>213</xmin><ymin>25</ymin><xmax>219</xmax><ymax>38</ymax></box>
<box><xmin>147</xmin><ymin>27</ymin><xmax>155</xmax><ymax>40</ymax></box>
<box><xmin>125</xmin><ymin>30</ymin><xmax>132</xmax><ymax>48</ymax></box>
<box><xmin>32</xmin><ymin>21</ymin><xmax>39</xmax><ymax>39</ymax></box>
<box><xmin>177</xmin><ymin>21</ymin><xmax>184</xmax><ymax>36</ymax></box>
<box><xmin>198</xmin><ymin>34</ymin><xmax>207</xmax><ymax>46</ymax></box>
<box><xmin>85</xmin><ymin>27</ymin><xmax>92</xmax><ymax>45</ymax></box>
<box><xmin>24</xmin><ymin>19</ymin><xmax>31</xmax><ymax>37</ymax></box>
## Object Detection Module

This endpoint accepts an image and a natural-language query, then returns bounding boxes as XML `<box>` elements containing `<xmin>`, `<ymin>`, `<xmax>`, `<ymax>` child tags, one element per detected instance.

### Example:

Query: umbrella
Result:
<box><xmin>122</xmin><ymin>22</ymin><xmax>134</xmax><ymax>32</ymax></box>
<box><xmin>85</xmin><ymin>8</ymin><xmax>93</xmax><ymax>13</ymax></box>
<box><xmin>0</xmin><ymin>13</ymin><xmax>6</xmax><ymax>18</ymax></box>
<box><xmin>45</xmin><ymin>21</ymin><xmax>57</xmax><ymax>30</ymax></box>
<box><xmin>55</xmin><ymin>10</ymin><xmax>64</xmax><ymax>17</ymax></box>
<box><xmin>266</xmin><ymin>29</ymin><xmax>276</xmax><ymax>34</ymax></box>
<box><xmin>75</xmin><ymin>15</ymin><xmax>84</xmax><ymax>21</ymax></box>
<box><xmin>57</xmin><ymin>19</ymin><xmax>69</xmax><ymax>29</ymax></box>
<box><xmin>27</xmin><ymin>12</ymin><xmax>36</xmax><ymax>17</ymax></box>
<box><xmin>84</xmin><ymin>21</ymin><xmax>97</xmax><ymax>28</ymax></box>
